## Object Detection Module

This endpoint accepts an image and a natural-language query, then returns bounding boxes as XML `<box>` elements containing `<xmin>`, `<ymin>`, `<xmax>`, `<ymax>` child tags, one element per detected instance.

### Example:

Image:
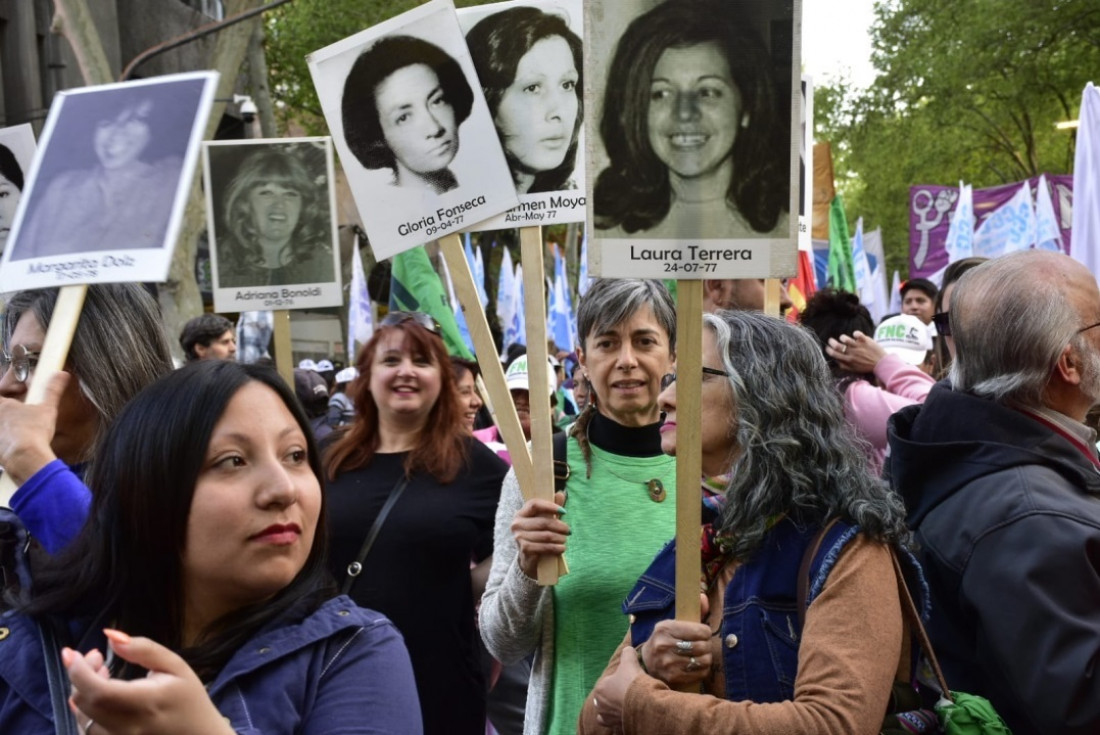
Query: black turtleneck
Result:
<box><xmin>587</xmin><ymin>411</ymin><xmax>665</xmax><ymax>457</ymax></box>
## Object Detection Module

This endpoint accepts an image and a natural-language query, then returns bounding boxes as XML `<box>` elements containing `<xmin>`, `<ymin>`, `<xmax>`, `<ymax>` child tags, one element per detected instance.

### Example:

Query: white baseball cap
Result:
<box><xmin>298</xmin><ymin>359</ymin><xmax>318</xmax><ymax>371</ymax></box>
<box><xmin>505</xmin><ymin>355</ymin><xmax>557</xmax><ymax>395</ymax></box>
<box><xmin>335</xmin><ymin>367</ymin><xmax>359</xmax><ymax>384</ymax></box>
<box><xmin>316</xmin><ymin>359</ymin><xmax>335</xmax><ymax>372</ymax></box>
<box><xmin>874</xmin><ymin>314</ymin><xmax>934</xmax><ymax>365</ymax></box>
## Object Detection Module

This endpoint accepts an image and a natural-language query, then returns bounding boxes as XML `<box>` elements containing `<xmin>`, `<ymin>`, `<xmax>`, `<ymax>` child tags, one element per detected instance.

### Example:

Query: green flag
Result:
<box><xmin>826</xmin><ymin>194</ymin><xmax>855</xmax><ymax>292</ymax></box>
<box><xmin>389</xmin><ymin>246</ymin><xmax>474</xmax><ymax>359</ymax></box>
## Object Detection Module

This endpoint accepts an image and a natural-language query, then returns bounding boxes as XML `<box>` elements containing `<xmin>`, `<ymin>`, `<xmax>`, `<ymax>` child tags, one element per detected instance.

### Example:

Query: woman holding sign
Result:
<box><xmin>593</xmin><ymin>0</ymin><xmax>789</xmax><ymax>239</ymax></box>
<box><xmin>342</xmin><ymin>35</ymin><xmax>474</xmax><ymax>195</ymax></box>
<box><xmin>480</xmin><ymin>279</ymin><xmax>678</xmax><ymax>735</ymax></box>
<box><xmin>579</xmin><ymin>311</ymin><xmax>912</xmax><ymax>735</ymax></box>
<box><xmin>323</xmin><ymin>312</ymin><xmax>508</xmax><ymax>735</ymax></box>
<box><xmin>465</xmin><ymin>5</ymin><xmax>583</xmax><ymax>195</ymax></box>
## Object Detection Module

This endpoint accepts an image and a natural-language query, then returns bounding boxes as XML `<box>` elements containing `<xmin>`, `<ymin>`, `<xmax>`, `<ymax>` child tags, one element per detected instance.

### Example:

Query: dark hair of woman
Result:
<box><xmin>323</xmin><ymin>320</ymin><xmax>469</xmax><ymax>483</ymax></box>
<box><xmin>450</xmin><ymin>355</ymin><xmax>479</xmax><ymax>379</ymax></box>
<box><xmin>0</xmin><ymin>143</ymin><xmax>24</xmax><ymax>190</ymax></box>
<box><xmin>465</xmin><ymin>6</ymin><xmax>583</xmax><ymax>193</ymax></box>
<box><xmin>798</xmin><ymin>288</ymin><xmax>875</xmax><ymax>383</ymax></box>
<box><xmin>341</xmin><ymin>35</ymin><xmax>474</xmax><ymax>172</ymax></box>
<box><xmin>21</xmin><ymin>361</ymin><xmax>334</xmax><ymax>682</ymax></box>
<box><xmin>594</xmin><ymin>0</ymin><xmax>787</xmax><ymax>234</ymax></box>
<box><xmin>220</xmin><ymin>149</ymin><xmax>330</xmax><ymax>272</ymax></box>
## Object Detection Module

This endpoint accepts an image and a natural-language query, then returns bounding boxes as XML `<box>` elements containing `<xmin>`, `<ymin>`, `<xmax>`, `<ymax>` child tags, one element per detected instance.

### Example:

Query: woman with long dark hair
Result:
<box><xmin>0</xmin><ymin>360</ymin><xmax>420</xmax><ymax>733</ymax></box>
<box><xmin>324</xmin><ymin>312</ymin><xmax>508</xmax><ymax>735</ymax></box>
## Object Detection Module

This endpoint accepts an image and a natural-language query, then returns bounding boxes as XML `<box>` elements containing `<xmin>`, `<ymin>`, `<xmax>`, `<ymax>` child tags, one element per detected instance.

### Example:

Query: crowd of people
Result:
<box><xmin>2</xmin><ymin>254</ymin><xmax>1099</xmax><ymax>735</ymax></box>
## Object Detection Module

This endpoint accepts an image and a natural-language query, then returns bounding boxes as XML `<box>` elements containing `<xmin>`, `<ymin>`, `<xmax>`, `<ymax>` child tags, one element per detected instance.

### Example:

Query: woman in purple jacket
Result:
<box><xmin>0</xmin><ymin>361</ymin><xmax>421</xmax><ymax>734</ymax></box>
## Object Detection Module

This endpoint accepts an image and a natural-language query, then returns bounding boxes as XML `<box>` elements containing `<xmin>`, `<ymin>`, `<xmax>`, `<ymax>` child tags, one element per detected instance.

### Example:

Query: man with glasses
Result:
<box><xmin>886</xmin><ymin>250</ymin><xmax>1100</xmax><ymax>735</ymax></box>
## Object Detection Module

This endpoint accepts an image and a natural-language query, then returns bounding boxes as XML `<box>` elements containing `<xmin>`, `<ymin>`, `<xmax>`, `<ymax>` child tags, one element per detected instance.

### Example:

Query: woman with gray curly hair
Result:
<box><xmin>582</xmin><ymin>311</ymin><xmax>917</xmax><ymax>735</ymax></box>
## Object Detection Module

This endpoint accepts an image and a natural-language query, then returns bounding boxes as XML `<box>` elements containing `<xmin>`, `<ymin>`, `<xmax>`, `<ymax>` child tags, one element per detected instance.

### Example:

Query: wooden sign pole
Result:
<box><xmin>673</xmin><ymin>280</ymin><xmax>703</xmax><ymax>625</ymax></box>
<box><xmin>272</xmin><ymin>309</ymin><xmax>294</xmax><ymax>387</ymax></box>
<box><xmin>764</xmin><ymin>278</ymin><xmax>783</xmax><ymax>317</ymax></box>
<box><xmin>0</xmin><ymin>284</ymin><xmax>88</xmax><ymax>508</ymax></box>
<box><xmin>518</xmin><ymin>226</ymin><xmax>560</xmax><ymax>586</ymax></box>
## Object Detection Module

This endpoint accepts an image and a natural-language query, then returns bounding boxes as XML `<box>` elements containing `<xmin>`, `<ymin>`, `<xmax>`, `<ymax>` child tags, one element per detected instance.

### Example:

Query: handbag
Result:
<box><xmin>340</xmin><ymin>477</ymin><xmax>410</xmax><ymax>595</ymax></box>
<box><xmin>799</xmin><ymin>522</ymin><xmax>1012</xmax><ymax>735</ymax></box>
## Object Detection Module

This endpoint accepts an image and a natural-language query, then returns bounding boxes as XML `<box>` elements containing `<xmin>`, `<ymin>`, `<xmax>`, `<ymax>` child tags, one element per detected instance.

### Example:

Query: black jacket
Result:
<box><xmin>886</xmin><ymin>382</ymin><xmax>1100</xmax><ymax>735</ymax></box>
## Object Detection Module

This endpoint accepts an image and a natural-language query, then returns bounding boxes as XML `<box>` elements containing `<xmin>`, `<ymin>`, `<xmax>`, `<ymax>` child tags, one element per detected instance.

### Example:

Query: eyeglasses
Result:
<box><xmin>380</xmin><ymin>311</ymin><xmax>441</xmax><ymax>336</ymax></box>
<box><xmin>660</xmin><ymin>368</ymin><xmax>729</xmax><ymax>391</ymax></box>
<box><xmin>0</xmin><ymin>344</ymin><xmax>40</xmax><ymax>383</ymax></box>
<box><xmin>1078</xmin><ymin>321</ymin><xmax>1100</xmax><ymax>335</ymax></box>
<box><xmin>932</xmin><ymin>311</ymin><xmax>951</xmax><ymax>337</ymax></box>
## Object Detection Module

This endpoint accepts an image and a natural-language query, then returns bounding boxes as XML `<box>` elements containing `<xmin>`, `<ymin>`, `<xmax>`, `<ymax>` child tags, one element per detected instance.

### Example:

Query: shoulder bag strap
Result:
<box><xmin>38</xmin><ymin>619</ymin><xmax>79</xmax><ymax>735</ymax></box>
<box><xmin>890</xmin><ymin>548</ymin><xmax>954</xmax><ymax>704</ymax></box>
<box><xmin>341</xmin><ymin>477</ymin><xmax>410</xmax><ymax>595</ymax></box>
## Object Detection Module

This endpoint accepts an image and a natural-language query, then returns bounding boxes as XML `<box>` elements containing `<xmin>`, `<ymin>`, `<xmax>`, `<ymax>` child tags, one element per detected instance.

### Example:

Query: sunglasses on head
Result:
<box><xmin>931</xmin><ymin>311</ymin><xmax>950</xmax><ymax>337</ymax></box>
<box><xmin>380</xmin><ymin>311</ymin><xmax>441</xmax><ymax>336</ymax></box>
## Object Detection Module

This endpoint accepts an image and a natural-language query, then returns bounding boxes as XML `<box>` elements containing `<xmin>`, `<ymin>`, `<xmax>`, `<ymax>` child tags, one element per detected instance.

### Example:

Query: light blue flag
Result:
<box><xmin>1034</xmin><ymin>174</ymin><xmax>1064</xmax><ymax>252</ymax></box>
<box><xmin>578</xmin><ymin>233</ymin><xmax>592</xmax><ymax>297</ymax></box>
<box><xmin>944</xmin><ymin>181</ymin><xmax>975</xmax><ymax>262</ymax></box>
<box><xmin>438</xmin><ymin>247</ymin><xmax>475</xmax><ymax>355</ymax></box>
<box><xmin>497</xmin><ymin>246</ymin><xmax>517</xmax><ymax>358</ymax></box>
<box><xmin>347</xmin><ymin>239</ymin><xmax>374</xmax><ymax>363</ymax></box>
<box><xmin>851</xmin><ymin>217</ymin><xmax>876</xmax><ymax>309</ymax></box>
<box><xmin>549</xmin><ymin>247</ymin><xmax>575</xmax><ymax>351</ymax></box>
<box><xmin>973</xmin><ymin>182</ymin><xmax>1035</xmax><ymax>258</ymax></box>
<box><xmin>474</xmin><ymin>243</ymin><xmax>489</xmax><ymax>307</ymax></box>
<box><xmin>514</xmin><ymin>264</ymin><xmax>527</xmax><ymax>347</ymax></box>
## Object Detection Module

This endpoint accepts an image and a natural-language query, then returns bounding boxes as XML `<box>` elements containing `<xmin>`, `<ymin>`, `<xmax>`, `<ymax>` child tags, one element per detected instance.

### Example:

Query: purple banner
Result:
<box><xmin>908</xmin><ymin>174</ymin><xmax>1073</xmax><ymax>278</ymax></box>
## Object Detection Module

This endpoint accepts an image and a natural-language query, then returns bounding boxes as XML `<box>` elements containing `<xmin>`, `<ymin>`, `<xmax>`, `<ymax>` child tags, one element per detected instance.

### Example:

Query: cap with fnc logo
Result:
<box><xmin>874</xmin><ymin>314</ymin><xmax>934</xmax><ymax>365</ymax></box>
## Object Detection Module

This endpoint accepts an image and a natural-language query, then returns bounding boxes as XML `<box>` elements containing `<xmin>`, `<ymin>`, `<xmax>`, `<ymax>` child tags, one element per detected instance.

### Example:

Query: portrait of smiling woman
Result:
<box><xmin>465</xmin><ymin>4</ymin><xmax>583</xmax><ymax>195</ymax></box>
<box><xmin>342</xmin><ymin>35</ymin><xmax>474</xmax><ymax>195</ymax></box>
<box><xmin>593</xmin><ymin>0</ymin><xmax>790</xmax><ymax>240</ymax></box>
<box><xmin>209</xmin><ymin>142</ymin><xmax>336</xmax><ymax>289</ymax></box>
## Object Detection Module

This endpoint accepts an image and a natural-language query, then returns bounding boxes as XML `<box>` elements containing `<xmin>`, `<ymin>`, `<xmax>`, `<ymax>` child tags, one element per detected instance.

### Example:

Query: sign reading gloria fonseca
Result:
<box><xmin>308</xmin><ymin>0</ymin><xmax>518</xmax><ymax>261</ymax></box>
<box><xmin>583</xmin><ymin>0</ymin><xmax>800</xmax><ymax>279</ymax></box>
<box><xmin>0</xmin><ymin>72</ymin><xmax>218</xmax><ymax>292</ymax></box>
<box><xmin>203</xmin><ymin>137</ymin><xmax>343</xmax><ymax>313</ymax></box>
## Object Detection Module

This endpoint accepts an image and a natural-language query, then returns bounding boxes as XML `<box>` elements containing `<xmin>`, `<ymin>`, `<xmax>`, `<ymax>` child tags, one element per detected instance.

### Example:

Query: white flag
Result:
<box><xmin>347</xmin><ymin>237</ymin><xmax>373</xmax><ymax>363</ymax></box>
<box><xmin>888</xmin><ymin>270</ymin><xmax>903</xmax><ymax>316</ymax></box>
<box><xmin>944</xmin><ymin>181</ymin><xmax>974</xmax><ymax>262</ymax></box>
<box><xmin>1072</xmin><ymin>83</ymin><xmax>1100</xmax><ymax>277</ymax></box>
<box><xmin>851</xmin><ymin>217</ymin><xmax>876</xmax><ymax>310</ymax></box>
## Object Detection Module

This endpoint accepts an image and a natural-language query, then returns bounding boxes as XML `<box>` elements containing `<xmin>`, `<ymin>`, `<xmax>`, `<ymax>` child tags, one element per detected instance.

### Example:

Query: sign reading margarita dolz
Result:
<box><xmin>583</xmin><ymin>0</ymin><xmax>800</xmax><ymax>279</ymax></box>
<box><xmin>0</xmin><ymin>72</ymin><xmax>218</xmax><ymax>292</ymax></box>
<box><xmin>203</xmin><ymin>137</ymin><xmax>343</xmax><ymax>313</ymax></box>
<box><xmin>308</xmin><ymin>0</ymin><xmax>518</xmax><ymax>260</ymax></box>
<box><xmin>456</xmin><ymin>0</ymin><xmax>586</xmax><ymax>231</ymax></box>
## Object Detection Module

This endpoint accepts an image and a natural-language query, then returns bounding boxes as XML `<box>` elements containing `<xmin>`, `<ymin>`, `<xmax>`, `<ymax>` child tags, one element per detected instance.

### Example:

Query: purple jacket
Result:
<box><xmin>0</xmin><ymin>596</ymin><xmax>423</xmax><ymax>734</ymax></box>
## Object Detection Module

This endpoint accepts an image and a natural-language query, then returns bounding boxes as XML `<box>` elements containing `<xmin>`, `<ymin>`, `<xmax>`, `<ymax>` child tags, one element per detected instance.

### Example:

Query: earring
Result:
<box><xmin>741</xmin><ymin>114</ymin><xmax>750</xmax><ymax>129</ymax></box>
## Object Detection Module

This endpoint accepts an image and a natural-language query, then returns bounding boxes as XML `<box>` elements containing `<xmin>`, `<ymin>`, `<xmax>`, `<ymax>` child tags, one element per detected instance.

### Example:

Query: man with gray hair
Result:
<box><xmin>886</xmin><ymin>250</ymin><xmax>1100</xmax><ymax>735</ymax></box>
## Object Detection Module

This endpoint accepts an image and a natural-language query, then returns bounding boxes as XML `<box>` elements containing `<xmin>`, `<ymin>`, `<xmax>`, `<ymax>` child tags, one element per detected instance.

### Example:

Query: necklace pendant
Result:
<box><xmin>647</xmin><ymin>478</ymin><xmax>666</xmax><ymax>503</ymax></box>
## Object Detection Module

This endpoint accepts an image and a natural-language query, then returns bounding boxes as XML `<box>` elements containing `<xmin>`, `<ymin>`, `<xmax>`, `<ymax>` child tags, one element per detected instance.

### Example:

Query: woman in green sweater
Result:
<box><xmin>479</xmin><ymin>279</ymin><xmax>678</xmax><ymax>735</ymax></box>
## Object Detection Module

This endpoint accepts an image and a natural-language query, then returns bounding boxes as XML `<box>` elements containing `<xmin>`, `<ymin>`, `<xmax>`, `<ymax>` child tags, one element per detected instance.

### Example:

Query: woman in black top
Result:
<box><xmin>324</xmin><ymin>312</ymin><xmax>508</xmax><ymax>735</ymax></box>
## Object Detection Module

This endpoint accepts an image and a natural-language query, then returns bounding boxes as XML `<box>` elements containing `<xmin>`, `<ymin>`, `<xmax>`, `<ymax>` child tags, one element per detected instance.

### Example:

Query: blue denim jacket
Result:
<box><xmin>625</xmin><ymin>518</ymin><xmax>862</xmax><ymax>703</ymax></box>
<box><xmin>0</xmin><ymin>596</ymin><xmax>423</xmax><ymax>734</ymax></box>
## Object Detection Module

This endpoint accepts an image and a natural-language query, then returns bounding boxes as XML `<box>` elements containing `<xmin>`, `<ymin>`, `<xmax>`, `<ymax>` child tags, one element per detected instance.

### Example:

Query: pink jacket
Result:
<box><xmin>843</xmin><ymin>354</ymin><xmax>935</xmax><ymax>474</ymax></box>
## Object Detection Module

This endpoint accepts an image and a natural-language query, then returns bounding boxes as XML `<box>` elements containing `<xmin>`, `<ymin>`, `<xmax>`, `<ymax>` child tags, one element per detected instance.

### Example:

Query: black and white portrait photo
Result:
<box><xmin>307</xmin><ymin>0</ymin><xmax>518</xmax><ymax>260</ymax></box>
<box><xmin>0</xmin><ymin>123</ymin><xmax>36</xmax><ymax>258</ymax></box>
<box><xmin>203</xmin><ymin>138</ymin><xmax>343</xmax><ymax>313</ymax></box>
<box><xmin>0</xmin><ymin>72</ymin><xmax>217</xmax><ymax>292</ymax></box>
<box><xmin>458</xmin><ymin>0</ymin><xmax>586</xmax><ymax>230</ymax></box>
<box><xmin>585</xmin><ymin>0</ymin><xmax>799</xmax><ymax>279</ymax></box>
